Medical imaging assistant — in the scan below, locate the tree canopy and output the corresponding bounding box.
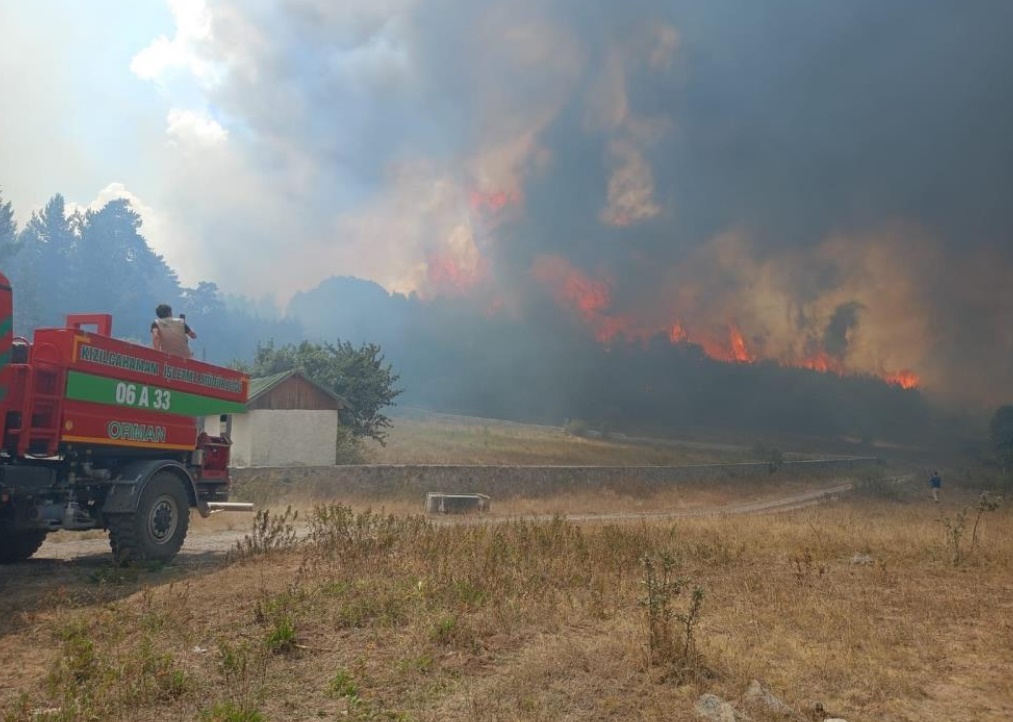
[3,191,301,361]
[250,340,402,445]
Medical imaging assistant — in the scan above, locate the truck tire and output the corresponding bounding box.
[0,525,48,563]
[108,471,190,565]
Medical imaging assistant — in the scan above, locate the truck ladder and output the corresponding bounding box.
[5,345,66,457]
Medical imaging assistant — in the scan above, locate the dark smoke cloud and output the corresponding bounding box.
[823,302,863,361]
[159,0,1013,402]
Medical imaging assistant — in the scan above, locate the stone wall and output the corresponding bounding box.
[229,457,878,505]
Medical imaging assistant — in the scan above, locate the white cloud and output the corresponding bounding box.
[131,0,215,83]
[166,108,228,145]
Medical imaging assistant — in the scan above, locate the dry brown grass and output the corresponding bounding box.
[3,486,1011,722]
[365,413,743,466]
[221,469,845,522]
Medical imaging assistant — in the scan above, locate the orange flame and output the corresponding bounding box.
[530,255,655,344]
[426,252,488,296]
[530,255,612,318]
[884,369,920,389]
[800,350,846,375]
[528,255,919,389]
[728,325,754,363]
[692,324,755,363]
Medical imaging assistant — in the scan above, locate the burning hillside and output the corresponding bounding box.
[140,0,1013,406]
[524,252,919,388]
[419,183,926,391]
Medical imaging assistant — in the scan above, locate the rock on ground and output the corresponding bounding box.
[695,694,749,722]
[741,679,793,717]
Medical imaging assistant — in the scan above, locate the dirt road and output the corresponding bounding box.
[0,479,854,639]
[23,479,853,563]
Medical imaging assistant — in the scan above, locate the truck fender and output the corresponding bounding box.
[101,460,198,515]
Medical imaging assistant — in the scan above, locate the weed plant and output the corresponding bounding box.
[230,506,300,561]
[640,552,706,679]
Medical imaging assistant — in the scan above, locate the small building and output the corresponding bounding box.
[204,369,346,467]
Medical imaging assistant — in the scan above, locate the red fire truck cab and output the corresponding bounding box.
[0,272,251,564]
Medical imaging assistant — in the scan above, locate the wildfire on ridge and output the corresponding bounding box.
[530,255,612,318]
[527,255,920,388]
[883,369,920,389]
[692,325,756,364]
[800,350,846,375]
[728,325,755,363]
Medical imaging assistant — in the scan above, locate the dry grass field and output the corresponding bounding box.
[3,477,1011,722]
[365,411,748,466]
[1,415,1004,721]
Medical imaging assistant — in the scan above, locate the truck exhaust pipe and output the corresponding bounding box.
[203,501,255,514]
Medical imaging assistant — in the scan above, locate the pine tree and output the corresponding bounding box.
[4,194,88,330]
[0,188,19,262]
[77,199,181,341]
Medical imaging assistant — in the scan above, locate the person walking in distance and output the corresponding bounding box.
[151,303,196,358]
[929,469,942,503]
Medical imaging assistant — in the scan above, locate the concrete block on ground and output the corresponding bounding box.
[426,492,491,514]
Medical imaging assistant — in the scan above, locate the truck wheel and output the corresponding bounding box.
[108,471,190,565]
[0,524,48,563]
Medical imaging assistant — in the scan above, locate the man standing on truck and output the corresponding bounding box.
[151,303,196,358]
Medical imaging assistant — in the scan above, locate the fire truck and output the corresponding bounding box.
[0,272,252,565]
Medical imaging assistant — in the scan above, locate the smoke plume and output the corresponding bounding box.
[141,0,1013,403]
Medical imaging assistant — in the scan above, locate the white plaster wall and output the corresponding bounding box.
[230,413,253,467]
[246,409,337,466]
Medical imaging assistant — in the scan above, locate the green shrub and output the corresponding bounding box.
[327,669,359,700]
[199,701,265,722]
[640,552,706,680]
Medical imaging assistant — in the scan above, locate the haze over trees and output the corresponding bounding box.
[0,190,985,447]
[989,405,1013,475]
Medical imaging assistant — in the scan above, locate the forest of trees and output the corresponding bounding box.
[0,189,301,364]
[287,275,953,446]
[0,187,961,447]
